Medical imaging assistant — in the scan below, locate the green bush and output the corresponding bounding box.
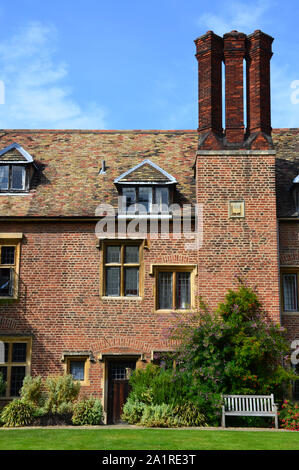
[129,363,188,407]
[140,403,181,428]
[57,401,74,415]
[44,374,80,414]
[121,398,146,424]
[1,400,35,427]
[0,373,6,397]
[172,402,206,427]
[170,282,294,424]
[20,376,44,407]
[72,397,103,425]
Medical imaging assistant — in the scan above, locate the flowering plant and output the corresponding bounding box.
[279,400,299,431]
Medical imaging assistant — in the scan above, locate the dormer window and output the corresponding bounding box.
[122,186,169,213]
[0,165,27,192]
[114,159,176,215]
[292,175,299,215]
[0,143,34,194]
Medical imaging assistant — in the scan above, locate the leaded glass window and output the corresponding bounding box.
[0,165,26,192]
[70,361,85,381]
[0,339,30,398]
[157,270,191,310]
[283,273,298,311]
[104,243,141,297]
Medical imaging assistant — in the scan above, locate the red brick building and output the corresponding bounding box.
[0,29,299,423]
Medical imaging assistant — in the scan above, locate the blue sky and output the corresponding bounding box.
[0,0,298,129]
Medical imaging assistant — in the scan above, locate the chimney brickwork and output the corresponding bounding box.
[195,30,280,324]
[195,29,274,150]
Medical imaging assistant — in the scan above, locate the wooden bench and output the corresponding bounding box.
[221,394,278,428]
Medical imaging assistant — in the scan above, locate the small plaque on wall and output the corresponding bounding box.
[229,200,245,218]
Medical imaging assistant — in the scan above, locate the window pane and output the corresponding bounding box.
[12,343,27,363]
[11,166,26,190]
[0,165,9,190]
[4,343,8,363]
[106,246,121,263]
[138,187,152,213]
[0,366,7,397]
[125,267,139,296]
[106,267,120,296]
[1,246,15,265]
[283,274,298,311]
[156,187,169,212]
[0,268,12,296]
[125,246,139,263]
[176,272,191,309]
[0,342,8,364]
[158,272,173,309]
[70,361,85,381]
[10,366,25,396]
[123,187,136,213]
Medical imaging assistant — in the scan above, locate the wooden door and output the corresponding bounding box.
[107,361,136,424]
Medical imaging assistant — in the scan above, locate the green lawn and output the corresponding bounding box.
[0,428,299,450]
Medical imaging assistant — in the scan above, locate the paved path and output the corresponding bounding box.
[0,425,294,431]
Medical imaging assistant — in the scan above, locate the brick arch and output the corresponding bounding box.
[280,253,299,265]
[89,337,150,355]
[88,337,179,356]
[159,254,194,265]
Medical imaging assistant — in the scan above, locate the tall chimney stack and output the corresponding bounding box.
[194,31,223,138]
[223,31,246,144]
[246,30,273,137]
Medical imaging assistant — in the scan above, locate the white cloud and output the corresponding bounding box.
[0,22,107,129]
[197,0,272,36]
[271,64,299,128]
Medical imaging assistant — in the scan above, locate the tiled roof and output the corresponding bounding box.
[273,129,299,217]
[0,128,297,218]
[0,130,198,217]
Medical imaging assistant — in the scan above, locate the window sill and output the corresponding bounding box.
[117,214,172,220]
[101,296,143,301]
[282,311,299,315]
[155,308,193,314]
[0,296,19,303]
[0,192,29,196]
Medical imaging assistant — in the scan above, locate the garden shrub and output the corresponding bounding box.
[128,363,190,407]
[169,281,295,424]
[1,400,35,427]
[139,404,181,428]
[20,376,44,407]
[43,374,80,414]
[121,398,146,424]
[172,402,206,427]
[279,400,299,431]
[72,397,103,425]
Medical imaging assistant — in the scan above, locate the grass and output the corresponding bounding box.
[0,428,299,450]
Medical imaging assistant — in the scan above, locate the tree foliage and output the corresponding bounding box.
[170,282,294,423]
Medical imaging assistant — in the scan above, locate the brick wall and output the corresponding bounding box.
[279,222,299,341]
[0,221,198,398]
[196,150,280,322]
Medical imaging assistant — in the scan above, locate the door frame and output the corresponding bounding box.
[102,354,142,424]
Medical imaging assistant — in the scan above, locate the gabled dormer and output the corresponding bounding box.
[114,159,177,214]
[0,143,35,193]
